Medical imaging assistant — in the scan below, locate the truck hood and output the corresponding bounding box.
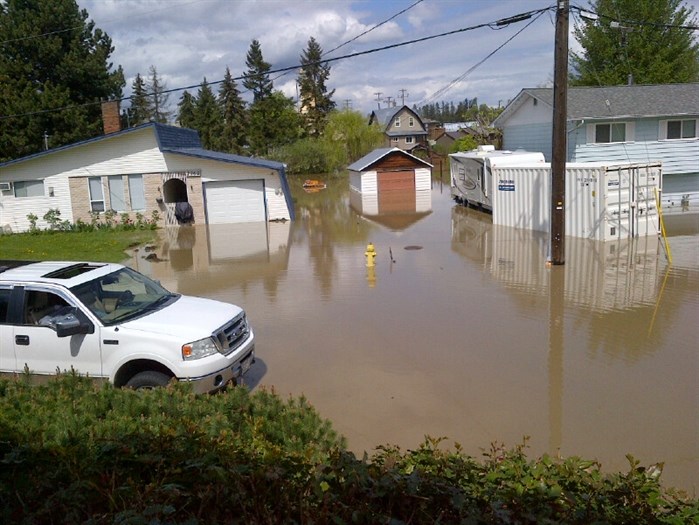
[121,295,243,341]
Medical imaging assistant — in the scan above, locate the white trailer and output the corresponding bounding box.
[491,162,662,241]
[449,146,546,210]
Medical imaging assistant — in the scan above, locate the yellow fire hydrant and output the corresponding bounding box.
[365,242,377,267]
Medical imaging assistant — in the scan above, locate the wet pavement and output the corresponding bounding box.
[132,176,699,494]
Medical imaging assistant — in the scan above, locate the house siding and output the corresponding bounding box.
[501,122,552,159]
[571,117,699,175]
[0,174,72,232]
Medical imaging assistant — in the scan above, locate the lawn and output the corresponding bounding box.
[0,229,158,263]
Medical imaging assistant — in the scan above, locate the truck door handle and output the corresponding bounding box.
[16,335,30,346]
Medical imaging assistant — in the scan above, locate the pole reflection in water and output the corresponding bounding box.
[131,180,698,494]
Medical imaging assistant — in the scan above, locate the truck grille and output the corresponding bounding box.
[214,313,249,355]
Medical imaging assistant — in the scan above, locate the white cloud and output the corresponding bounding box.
[79,0,696,116]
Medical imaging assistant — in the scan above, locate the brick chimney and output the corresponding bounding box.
[101,100,121,134]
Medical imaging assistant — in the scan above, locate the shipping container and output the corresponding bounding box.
[449,146,546,210]
[491,162,662,241]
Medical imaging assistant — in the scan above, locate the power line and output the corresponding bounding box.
[0,6,555,122]
[417,9,548,107]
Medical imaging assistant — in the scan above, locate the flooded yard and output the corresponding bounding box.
[134,176,698,494]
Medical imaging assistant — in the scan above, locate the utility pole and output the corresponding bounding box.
[550,0,569,265]
[374,92,383,109]
[398,88,409,106]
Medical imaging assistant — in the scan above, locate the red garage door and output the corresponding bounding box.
[377,170,415,192]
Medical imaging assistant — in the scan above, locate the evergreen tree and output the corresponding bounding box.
[177,90,197,129]
[243,39,273,102]
[128,73,152,126]
[571,0,699,85]
[194,79,222,150]
[0,0,124,161]
[147,65,171,123]
[218,67,247,154]
[298,36,336,138]
[248,92,301,155]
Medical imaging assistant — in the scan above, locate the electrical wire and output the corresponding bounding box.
[0,5,555,122]
[417,8,548,108]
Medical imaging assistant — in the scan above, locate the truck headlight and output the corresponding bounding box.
[182,337,220,360]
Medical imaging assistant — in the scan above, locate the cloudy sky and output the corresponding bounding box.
[79,0,699,116]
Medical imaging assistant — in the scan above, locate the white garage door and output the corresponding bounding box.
[204,179,266,224]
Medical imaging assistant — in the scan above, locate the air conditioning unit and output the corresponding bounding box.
[0,182,13,192]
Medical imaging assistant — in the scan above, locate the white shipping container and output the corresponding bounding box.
[491,162,662,241]
[449,146,546,210]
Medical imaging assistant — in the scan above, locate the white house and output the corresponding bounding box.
[492,83,699,211]
[0,122,295,233]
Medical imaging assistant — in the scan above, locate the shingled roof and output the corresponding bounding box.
[494,83,699,126]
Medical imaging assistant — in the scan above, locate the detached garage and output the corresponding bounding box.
[348,147,432,197]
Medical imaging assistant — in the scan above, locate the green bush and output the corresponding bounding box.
[0,375,695,524]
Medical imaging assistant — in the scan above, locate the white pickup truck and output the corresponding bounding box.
[0,260,255,393]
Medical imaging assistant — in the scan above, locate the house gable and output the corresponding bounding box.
[368,105,428,151]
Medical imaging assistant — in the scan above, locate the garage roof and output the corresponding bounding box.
[348,147,433,172]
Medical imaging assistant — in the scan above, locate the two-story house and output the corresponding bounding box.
[368,105,428,153]
[492,83,699,211]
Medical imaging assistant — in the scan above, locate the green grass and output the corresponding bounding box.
[0,229,158,263]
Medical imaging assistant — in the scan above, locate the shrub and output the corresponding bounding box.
[0,375,695,524]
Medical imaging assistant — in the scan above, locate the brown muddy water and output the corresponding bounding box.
[132,177,699,494]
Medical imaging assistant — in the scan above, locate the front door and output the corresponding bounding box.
[12,287,103,377]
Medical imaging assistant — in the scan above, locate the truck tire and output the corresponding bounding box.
[125,371,172,389]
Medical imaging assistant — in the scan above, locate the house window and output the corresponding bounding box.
[88,177,105,212]
[128,175,145,210]
[666,119,697,139]
[595,123,626,143]
[108,176,127,211]
[394,116,401,127]
[409,116,414,127]
[391,137,399,143]
[13,180,44,198]
[405,136,414,144]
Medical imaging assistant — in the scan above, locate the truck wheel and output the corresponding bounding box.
[125,371,172,389]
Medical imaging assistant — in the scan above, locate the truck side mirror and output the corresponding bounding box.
[40,307,94,337]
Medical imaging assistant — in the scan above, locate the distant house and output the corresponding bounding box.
[0,120,294,233]
[368,105,428,152]
[492,83,699,210]
[434,129,472,151]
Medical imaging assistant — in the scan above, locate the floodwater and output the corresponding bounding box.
[132,176,699,494]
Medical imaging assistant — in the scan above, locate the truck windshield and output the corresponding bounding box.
[71,267,178,326]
